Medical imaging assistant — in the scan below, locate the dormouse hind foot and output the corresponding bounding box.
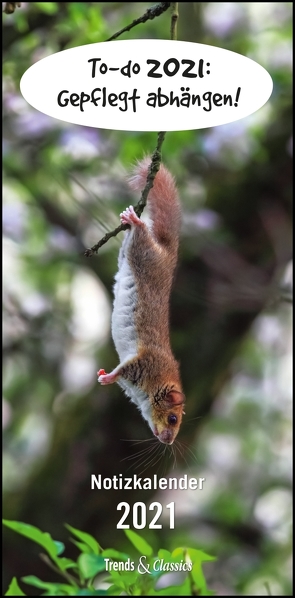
[120,205,143,227]
[97,368,118,385]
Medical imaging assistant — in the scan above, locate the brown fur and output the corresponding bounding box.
[124,160,184,443]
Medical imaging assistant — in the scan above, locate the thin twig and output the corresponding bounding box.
[106,3,171,42]
[135,132,166,217]
[264,581,272,596]
[39,553,81,588]
[170,3,179,40]
[84,132,166,256]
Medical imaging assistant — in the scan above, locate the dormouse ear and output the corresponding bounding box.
[165,391,185,408]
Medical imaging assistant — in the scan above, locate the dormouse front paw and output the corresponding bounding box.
[120,205,143,227]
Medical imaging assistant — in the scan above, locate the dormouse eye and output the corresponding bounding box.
[168,414,178,426]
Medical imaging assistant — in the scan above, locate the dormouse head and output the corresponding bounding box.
[151,389,185,445]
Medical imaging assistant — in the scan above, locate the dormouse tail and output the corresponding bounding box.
[128,158,181,250]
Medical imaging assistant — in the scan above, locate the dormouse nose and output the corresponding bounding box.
[158,429,174,445]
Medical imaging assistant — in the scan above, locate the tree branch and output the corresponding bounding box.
[84,131,166,256]
[106,3,171,42]
[85,2,180,258]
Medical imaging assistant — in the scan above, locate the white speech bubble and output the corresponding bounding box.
[20,39,273,132]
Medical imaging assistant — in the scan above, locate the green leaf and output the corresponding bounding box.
[22,577,76,594]
[54,540,65,555]
[101,549,130,561]
[185,549,215,597]
[124,530,153,557]
[186,548,216,563]
[65,524,100,555]
[3,520,59,560]
[191,562,207,596]
[106,585,123,596]
[104,555,139,592]
[34,2,58,14]
[55,557,77,571]
[77,553,106,579]
[152,577,191,596]
[72,540,92,554]
[77,591,108,596]
[105,571,126,591]
[157,549,173,562]
[22,576,53,590]
[170,547,185,560]
[5,577,26,596]
[109,568,138,586]
[42,587,77,597]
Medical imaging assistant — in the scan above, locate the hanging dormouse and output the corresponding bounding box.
[98,159,185,444]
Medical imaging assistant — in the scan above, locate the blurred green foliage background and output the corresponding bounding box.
[3,3,292,596]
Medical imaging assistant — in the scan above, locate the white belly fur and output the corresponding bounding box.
[118,378,153,431]
[111,230,153,431]
[111,231,138,362]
